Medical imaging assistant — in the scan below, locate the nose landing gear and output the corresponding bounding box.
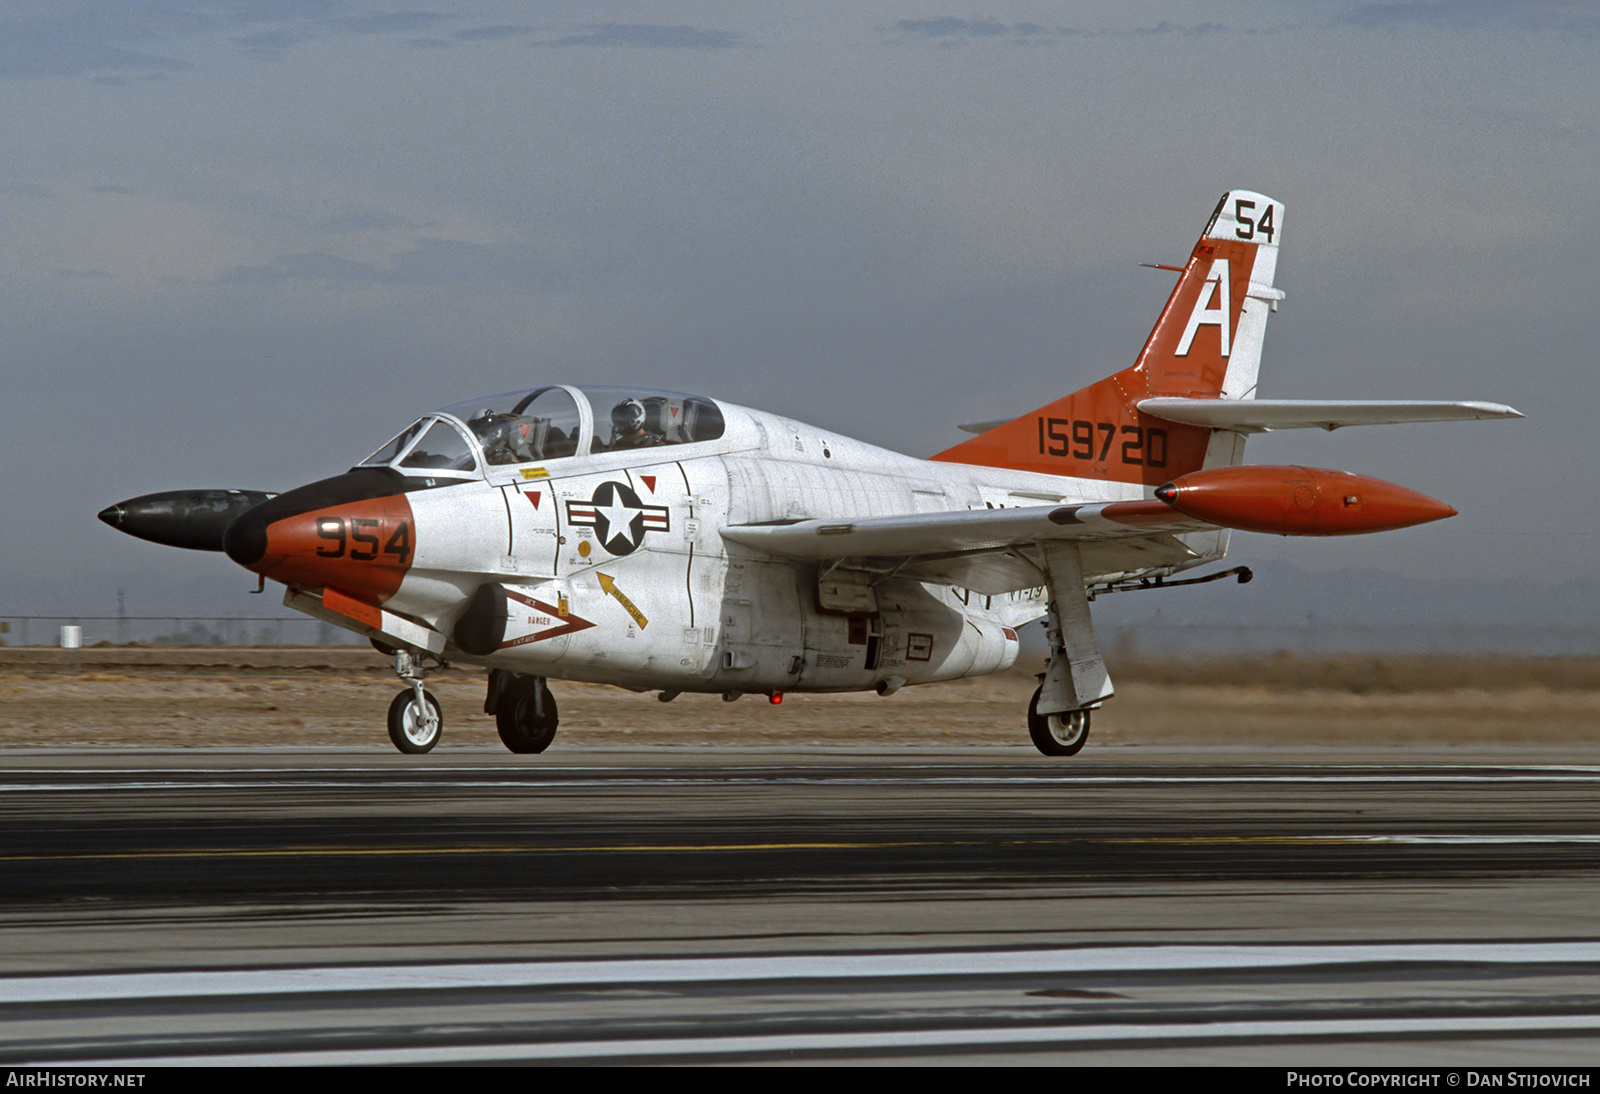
[388,687,442,753]
[387,649,443,754]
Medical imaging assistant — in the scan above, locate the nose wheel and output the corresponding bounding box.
[387,649,444,754]
[388,686,442,753]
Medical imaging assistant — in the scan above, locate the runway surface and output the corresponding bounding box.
[2,745,1599,1065]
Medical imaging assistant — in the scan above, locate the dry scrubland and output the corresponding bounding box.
[0,646,1594,749]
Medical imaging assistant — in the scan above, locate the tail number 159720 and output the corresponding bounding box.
[1037,418,1168,467]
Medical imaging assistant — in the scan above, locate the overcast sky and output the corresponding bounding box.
[6,0,1596,612]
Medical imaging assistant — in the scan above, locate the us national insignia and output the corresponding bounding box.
[565,481,669,557]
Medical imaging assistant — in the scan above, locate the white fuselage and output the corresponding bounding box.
[384,401,1224,695]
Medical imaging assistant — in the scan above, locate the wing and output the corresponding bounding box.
[720,501,1214,595]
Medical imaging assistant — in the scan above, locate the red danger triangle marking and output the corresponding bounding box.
[499,591,597,648]
[640,475,656,493]
[524,491,541,508]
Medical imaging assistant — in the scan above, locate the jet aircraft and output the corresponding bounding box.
[99,191,1520,756]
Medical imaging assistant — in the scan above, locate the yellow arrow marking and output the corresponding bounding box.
[597,572,648,629]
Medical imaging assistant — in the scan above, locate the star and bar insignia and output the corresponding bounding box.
[565,481,669,557]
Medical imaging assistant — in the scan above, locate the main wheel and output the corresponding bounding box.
[496,680,558,754]
[1027,685,1090,757]
[388,688,442,754]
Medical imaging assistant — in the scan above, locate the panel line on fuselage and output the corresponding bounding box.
[497,484,514,558]
[676,460,696,630]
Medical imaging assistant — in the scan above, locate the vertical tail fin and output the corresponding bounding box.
[932,191,1284,485]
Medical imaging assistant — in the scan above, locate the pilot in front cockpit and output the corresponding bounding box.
[469,409,543,466]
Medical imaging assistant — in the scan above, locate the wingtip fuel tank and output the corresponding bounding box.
[1154,465,1456,536]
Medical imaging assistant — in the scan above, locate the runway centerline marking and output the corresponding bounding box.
[4,832,1598,864]
[5,765,1600,795]
[9,941,1600,1004]
[71,1013,1600,1067]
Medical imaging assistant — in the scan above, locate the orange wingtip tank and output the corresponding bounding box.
[1153,465,1457,536]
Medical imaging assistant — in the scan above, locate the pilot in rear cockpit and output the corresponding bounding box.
[609,398,665,450]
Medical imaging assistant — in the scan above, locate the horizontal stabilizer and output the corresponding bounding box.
[1137,398,1522,433]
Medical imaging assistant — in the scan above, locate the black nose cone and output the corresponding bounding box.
[97,490,275,552]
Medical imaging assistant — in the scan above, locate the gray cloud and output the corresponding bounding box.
[528,24,743,50]
[215,1,344,19]
[313,210,427,234]
[0,3,455,79]
[1345,0,1600,35]
[220,237,565,287]
[0,23,190,81]
[888,17,1228,44]
[0,9,745,82]
[234,28,316,56]
[455,24,542,42]
[220,251,380,283]
[894,18,1021,39]
[1127,20,1227,37]
[330,11,452,36]
[0,5,254,80]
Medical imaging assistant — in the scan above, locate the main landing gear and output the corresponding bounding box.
[1028,541,1111,759]
[1027,685,1090,757]
[489,671,559,753]
[486,669,559,754]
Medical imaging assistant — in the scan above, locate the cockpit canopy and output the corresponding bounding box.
[358,385,727,478]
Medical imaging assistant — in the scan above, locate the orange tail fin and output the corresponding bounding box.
[932,190,1284,485]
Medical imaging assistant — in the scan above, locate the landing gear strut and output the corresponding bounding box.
[1029,542,1111,758]
[387,650,443,754]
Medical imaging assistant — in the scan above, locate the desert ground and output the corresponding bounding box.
[2,646,1594,750]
